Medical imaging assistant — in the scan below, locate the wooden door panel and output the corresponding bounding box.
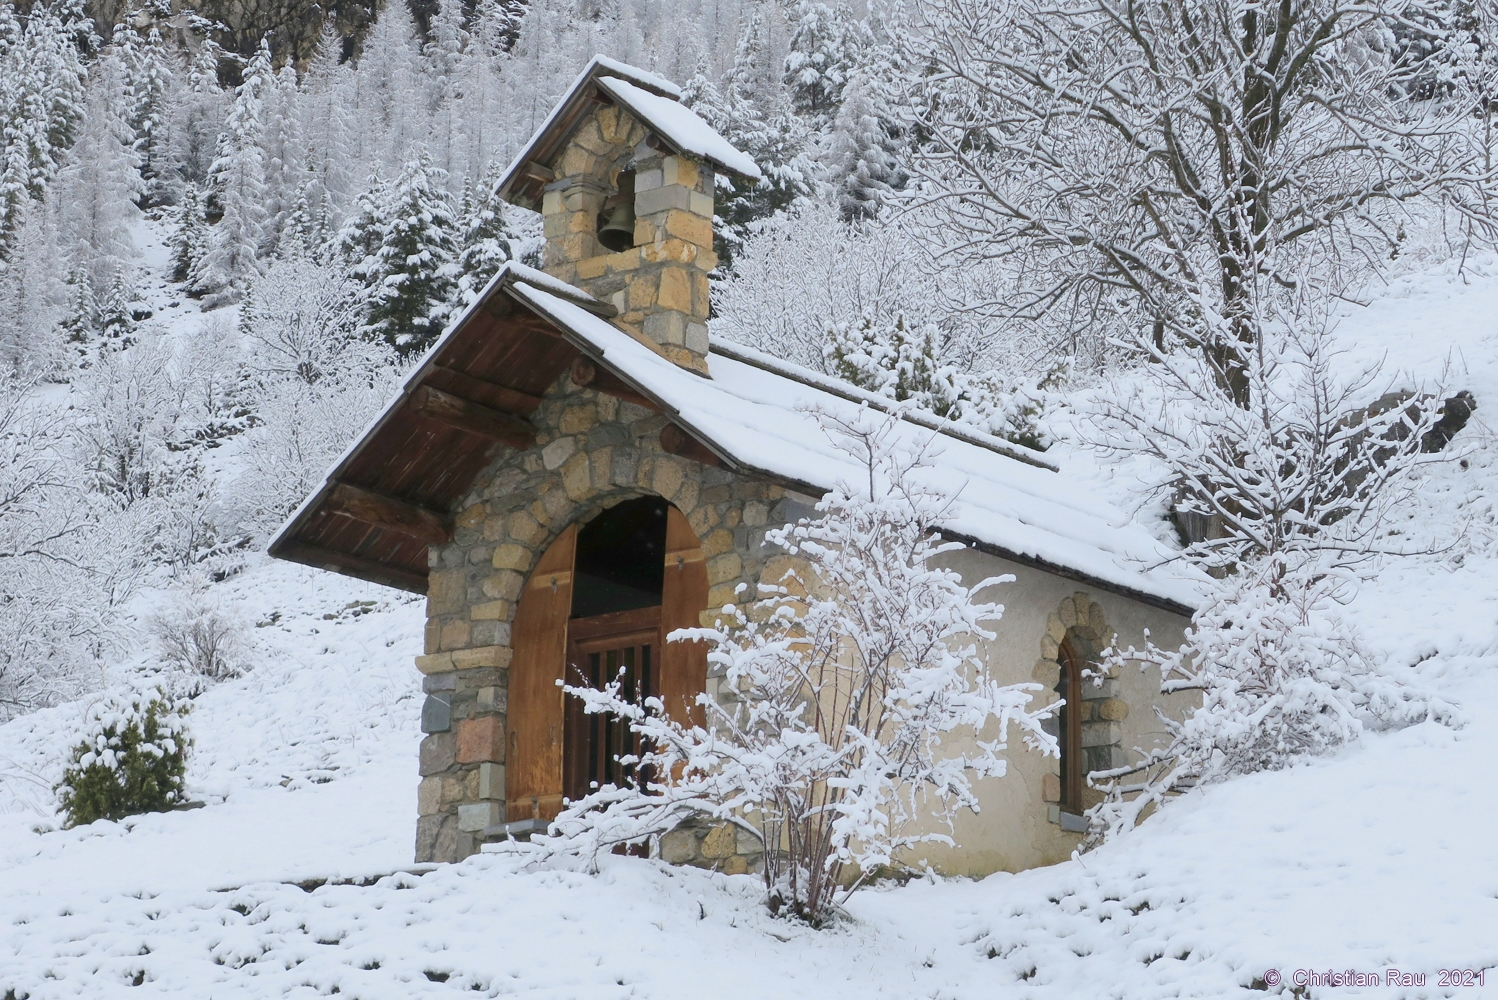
[506,524,576,823]
[658,505,709,726]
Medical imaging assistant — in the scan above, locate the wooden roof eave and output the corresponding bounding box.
[266,267,613,590]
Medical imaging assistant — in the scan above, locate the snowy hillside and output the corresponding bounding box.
[0,257,1494,998]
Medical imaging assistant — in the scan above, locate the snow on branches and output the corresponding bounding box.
[534,409,1052,925]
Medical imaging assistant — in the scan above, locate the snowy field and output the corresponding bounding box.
[2,258,1497,998]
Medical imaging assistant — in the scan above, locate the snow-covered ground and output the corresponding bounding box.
[2,255,1498,998]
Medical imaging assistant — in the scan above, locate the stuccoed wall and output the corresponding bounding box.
[905,547,1194,876]
[411,367,807,863]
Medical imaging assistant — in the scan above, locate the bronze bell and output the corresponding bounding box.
[597,200,635,253]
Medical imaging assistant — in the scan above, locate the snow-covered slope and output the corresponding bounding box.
[2,258,1497,998]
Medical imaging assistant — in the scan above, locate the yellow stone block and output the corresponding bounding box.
[702,528,734,558]
[640,238,697,265]
[701,823,736,858]
[561,452,592,500]
[575,254,609,280]
[707,552,743,586]
[415,652,454,675]
[455,504,486,529]
[452,646,514,670]
[657,267,693,312]
[558,146,598,178]
[471,599,510,621]
[440,619,471,650]
[663,210,714,249]
[508,510,545,546]
[663,155,700,190]
[652,457,684,501]
[492,543,532,571]
[559,404,597,434]
[628,274,658,311]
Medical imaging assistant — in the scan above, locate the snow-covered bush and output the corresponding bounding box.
[1086,558,1440,846]
[1082,319,1455,843]
[148,577,245,693]
[543,410,1052,926]
[55,691,191,827]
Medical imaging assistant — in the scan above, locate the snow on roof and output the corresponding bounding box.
[594,77,763,181]
[495,55,760,205]
[590,54,682,98]
[507,281,1204,612]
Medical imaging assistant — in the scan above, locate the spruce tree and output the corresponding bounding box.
[59,261,97,358]
[783,0,847,118]
[364,152,460,355]
[456,170,515,304]
[829,75,907,221]
[685,65,812,270]
[192,37,269,306]
[99,271,136,348]
[167,185,208,282]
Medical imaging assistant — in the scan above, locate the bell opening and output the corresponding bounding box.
[597,170,637,254]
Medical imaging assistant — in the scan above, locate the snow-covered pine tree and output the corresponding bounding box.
[0,2,87,250]
[828,73,907,221]
[351,0,423,173]
[783,0,847,118]
[258,62,307,260]
[113,17,176,205]
[167,185,209,282]
[192,37,269,306]
[826,312,967,419]
[58,260,98,357]
[295,21,354,231]
[167,23,227,189]
[455,170,516,304]
[98,270,137,348]
[363,152,461,354]
[472,0,527,55]
[684,62,813,269]
[334,175,387,286]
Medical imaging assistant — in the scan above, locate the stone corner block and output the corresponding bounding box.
[456,716,506,764]
[457,802,503,833]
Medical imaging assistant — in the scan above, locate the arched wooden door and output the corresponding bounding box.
[506,524,576,824]
[506,503,708,824]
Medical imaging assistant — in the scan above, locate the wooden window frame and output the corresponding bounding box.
[1057,638,1085,814]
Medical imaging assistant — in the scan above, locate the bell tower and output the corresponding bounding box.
[496,58,762,376]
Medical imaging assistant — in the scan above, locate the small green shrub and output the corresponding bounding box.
[55,691,192,828]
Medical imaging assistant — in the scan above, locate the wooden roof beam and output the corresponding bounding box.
[328,483,453,545]
[570,357,662,413]
[276,539,429,594]
[409,385,537,450]
[660,423,726,468]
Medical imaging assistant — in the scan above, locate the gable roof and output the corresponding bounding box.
[268,263,1202,615]
[494,55,762,208]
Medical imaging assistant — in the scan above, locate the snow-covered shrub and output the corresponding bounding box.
[148,577,244,693]
[543,410,1052,926]
[1086,558,1439,846]
[55,691,191,827]
[1082,321,1454,843]
[240,256,373,385]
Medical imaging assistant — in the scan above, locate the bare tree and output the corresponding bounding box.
[902,0,1498,395]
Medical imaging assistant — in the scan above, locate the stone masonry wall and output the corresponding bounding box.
[411,370,813,863]
[539,103,717,374]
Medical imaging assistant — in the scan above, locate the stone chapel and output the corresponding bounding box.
[269,56,1199,875]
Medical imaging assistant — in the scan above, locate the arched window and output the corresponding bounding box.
[1055,638,1085,815]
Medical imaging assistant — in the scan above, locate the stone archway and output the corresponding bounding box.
[1032,592,1129,827]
